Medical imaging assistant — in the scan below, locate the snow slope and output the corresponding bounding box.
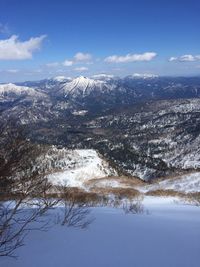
[6,146,117,189]
[2,197,200,267]
[138,172,200,193]
[46,149,117,188]
[61,76,114,97]
[0,83,40,99]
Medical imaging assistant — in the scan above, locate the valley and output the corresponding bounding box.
[1,75,200,189]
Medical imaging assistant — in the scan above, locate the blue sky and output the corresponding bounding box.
[0,0,200,82]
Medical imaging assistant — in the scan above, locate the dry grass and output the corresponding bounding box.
[0,187,103,205]
[90,187,141,199]
[185,192,200,206]
[148,170,200,185]
[145,189,187,198]
[48,187,104,205]
[85,175,145,188]
[145,189,200,207]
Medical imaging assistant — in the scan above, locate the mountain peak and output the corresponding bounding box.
[61,76,108,97]
[71,75,106,87]
[74,76,95,83]
[0,83,44,99]
[0,83,30,94]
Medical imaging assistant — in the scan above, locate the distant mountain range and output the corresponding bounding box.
[1,75,200,182]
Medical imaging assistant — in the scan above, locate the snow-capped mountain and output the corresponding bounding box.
[1,75,200,182]
[0,83,52,125]
[58,76,115,98]
[16,76,72,93]
[0,83,42,99]
[15,75,200,103]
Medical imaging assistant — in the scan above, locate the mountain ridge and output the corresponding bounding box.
[1,75,200,181]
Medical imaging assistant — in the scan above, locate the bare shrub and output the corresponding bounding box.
[122,197,144,214]
[145,189,186,198]
[56,186,94,229]
[0,125,92,257]
[91,187,141,199]
[0,175,58,258]
[185,192,200,206]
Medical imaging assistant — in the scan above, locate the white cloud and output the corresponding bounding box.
[169,54,200,62]
[104,52,157,63]
[34,69,43,73]
[92,74,114,79]
[74,52,92,62]
[62,52,93,67]
[74,66,88,71]
[169,57,178,62]
[0,35,46,60]
[132,73,158,78]
[63,60,74,66]
[55,69,65,73]
[46,62,59,67]
[180,55,196,62]
[6,69,19,73]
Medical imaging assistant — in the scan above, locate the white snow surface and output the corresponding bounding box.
[0,83,39,98]
[61,76,114,97]
[47,149,117,188]
[2,197,200,267]
[88,179,124,189]
[138,172,200,193]
[72,109,88,116]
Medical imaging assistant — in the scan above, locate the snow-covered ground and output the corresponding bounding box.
[0,83,35,97]
[47,149,117,188]
[1,197,200,267]
[138,172,200,193]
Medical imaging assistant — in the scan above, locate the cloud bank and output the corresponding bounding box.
[104,52,157,63]
[74,66,88,71]
[0,35,46,60]
[169,54,200,62]
[63,52,92,66]
[74,52,92,62]
[63,60,74,66]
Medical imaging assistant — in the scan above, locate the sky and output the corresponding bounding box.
[0,0,200,82]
